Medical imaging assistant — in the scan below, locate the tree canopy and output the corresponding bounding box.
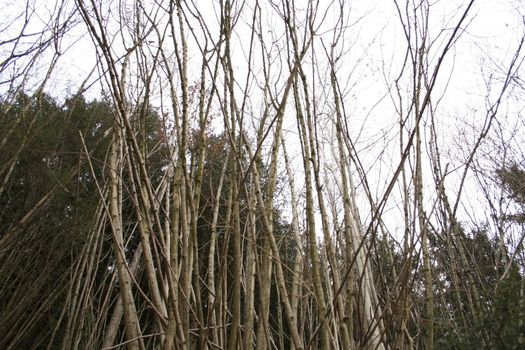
[1,1,525,349]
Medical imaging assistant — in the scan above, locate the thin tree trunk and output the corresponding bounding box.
[108,127,141,350]
[416,124,434,350]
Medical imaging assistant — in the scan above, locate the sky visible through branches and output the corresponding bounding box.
[1,0,525,349]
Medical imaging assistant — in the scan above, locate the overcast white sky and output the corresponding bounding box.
[2,0,524,240]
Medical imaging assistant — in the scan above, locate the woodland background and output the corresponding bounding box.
[1,0,525,349]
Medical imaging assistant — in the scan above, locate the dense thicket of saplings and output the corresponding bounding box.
[0,92,523,349]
